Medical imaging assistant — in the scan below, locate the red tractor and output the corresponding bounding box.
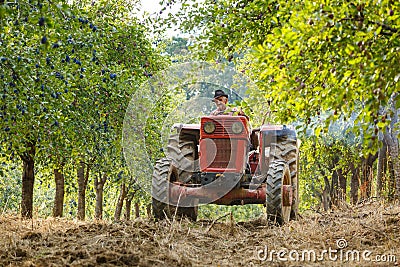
[152,115,299,224]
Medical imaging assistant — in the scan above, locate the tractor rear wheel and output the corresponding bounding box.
[270,138,299,220]
[151,158,198,221]
[266,160,292,225]
[167,133,196,183]
[152,158,172,219]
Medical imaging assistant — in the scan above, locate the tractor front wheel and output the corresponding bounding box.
[265,160,292,225]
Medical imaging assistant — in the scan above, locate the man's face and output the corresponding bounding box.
[213,96,228,110]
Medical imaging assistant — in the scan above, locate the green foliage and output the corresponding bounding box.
[198,204,264,221]
[299,129,359,210]
[0,0,163,165]
[163,37,190,58]
[252,0,399,143]
[0,161,21,213]
[159,0,400,148]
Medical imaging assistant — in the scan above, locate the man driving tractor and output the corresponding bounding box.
[210,89,247,118]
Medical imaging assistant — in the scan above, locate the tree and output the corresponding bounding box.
[0,0,165,218]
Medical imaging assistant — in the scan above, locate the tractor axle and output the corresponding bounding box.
[169,182,294,206]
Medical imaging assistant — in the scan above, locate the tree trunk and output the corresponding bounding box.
[331,168,339,206]
[337,168,346,202]
[77,161,89,220]
[125,198,132,220]
[383,92,400,200]
[388,159,396,199]
[360,153,378,200]
[114,183,126,221]
[349,162,359,204]
[95,173,107,220]
[316,163,331,210]
[387,143,400,200]
[124,191,134,220]
[20,143,36,218]
[376,141,387,197]
[322,176,331,211]
[135,202,140,218]
[328,156,340,207]
[53,168,65,217]
[146,204,152,218]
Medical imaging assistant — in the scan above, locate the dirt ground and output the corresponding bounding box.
[0,201,399,267]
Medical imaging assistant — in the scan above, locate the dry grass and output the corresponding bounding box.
[0,201,399,266]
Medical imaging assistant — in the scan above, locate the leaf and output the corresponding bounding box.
[343,70,352,78]
[394,74,400,83]
[345,44,354,55]
[315,127,322,137]
[396,98,400,109]
[375,26,382,35]
[377,121,386,128]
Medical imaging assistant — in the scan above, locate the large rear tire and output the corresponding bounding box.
[167,133,198,220]
[152,158,172,219]
[167,133,196,183]
[151,157,198,221]
[266,160,292,225]
[270,139,299,220]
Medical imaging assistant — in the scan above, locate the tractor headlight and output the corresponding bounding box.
[231,122,244,134]
[203,121,216,134]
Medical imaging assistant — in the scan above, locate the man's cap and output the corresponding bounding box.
[212,89,228,101]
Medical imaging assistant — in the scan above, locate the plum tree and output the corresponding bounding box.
[0,0,165,218]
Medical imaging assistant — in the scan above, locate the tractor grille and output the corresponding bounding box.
[214,121,229,135]
[208,139,237,169]
[202,118,242,137]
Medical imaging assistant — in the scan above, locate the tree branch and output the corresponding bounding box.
[368,20,399,34]
[0,62,27,87]
[337,16,398,36]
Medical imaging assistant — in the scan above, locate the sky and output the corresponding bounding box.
[140,0,163,14]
